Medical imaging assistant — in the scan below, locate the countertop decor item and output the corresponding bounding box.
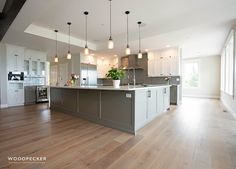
[106,68,124,88]
[67,74,79,86]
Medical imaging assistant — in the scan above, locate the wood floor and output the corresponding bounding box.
[1,98,236,169]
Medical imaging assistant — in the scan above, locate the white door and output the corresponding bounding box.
[59,63,68,86]
[156,88,164,115]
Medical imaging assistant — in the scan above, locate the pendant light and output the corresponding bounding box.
[84,11,89,55]
[125,11,131,55]
[67,22,72,59]
[54,30,59,62]
[137,21,142,59]
[108,0,114,49]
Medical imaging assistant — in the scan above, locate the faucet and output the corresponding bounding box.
[126,68,136,86]
[132,68,136,86]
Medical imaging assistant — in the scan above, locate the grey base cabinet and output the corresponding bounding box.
[100,91,134,132]
[50,86,170,134]
[78,90,100,121]
[24,86,36,105]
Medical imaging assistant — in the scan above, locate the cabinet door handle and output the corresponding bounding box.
[163,88,166,94]
[147,90,151,98]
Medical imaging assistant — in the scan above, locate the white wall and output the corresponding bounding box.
[0,43,7,107]
[221,27,236,117]
[49,53,80,86]
[183,55,221,99]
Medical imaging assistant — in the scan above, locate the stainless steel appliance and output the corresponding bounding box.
[36,86,49,103]
[80,63,97,86]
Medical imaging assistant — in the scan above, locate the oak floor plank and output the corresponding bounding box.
[0,98,236,169]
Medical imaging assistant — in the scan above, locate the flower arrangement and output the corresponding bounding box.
[67,73,79,86]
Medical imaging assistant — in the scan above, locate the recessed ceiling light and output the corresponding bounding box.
[166,45,171,48]
[114,54,118,57]
[145,49,149,52]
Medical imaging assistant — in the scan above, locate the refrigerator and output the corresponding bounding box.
[80,63,97,86]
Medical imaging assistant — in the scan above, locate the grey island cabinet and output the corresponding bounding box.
[50,85,170,134]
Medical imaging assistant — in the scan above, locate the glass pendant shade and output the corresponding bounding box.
[138,51,142,59]
[125,45,131,55]
[137,21,142,59]
[54,30,59,63]
[125,11,131,55]
[108,37,114,49]
[54,56,59,62]
[67,51,71,59]
[84,45,89,55]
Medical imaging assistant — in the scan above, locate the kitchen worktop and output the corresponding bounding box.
[50,84,171,91]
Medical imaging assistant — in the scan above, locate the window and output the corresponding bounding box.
[221,30,234,96]
[183,61,199,88]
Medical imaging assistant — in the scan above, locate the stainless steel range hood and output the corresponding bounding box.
[120,54,145,70]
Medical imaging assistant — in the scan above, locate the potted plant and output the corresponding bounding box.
[106,67,124,88]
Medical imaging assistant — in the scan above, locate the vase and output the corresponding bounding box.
[113,80,120,88]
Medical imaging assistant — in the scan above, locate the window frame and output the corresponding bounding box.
[221,29,235,96]
[182,59,200,89]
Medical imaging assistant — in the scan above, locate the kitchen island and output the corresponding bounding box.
[50,85,170,134]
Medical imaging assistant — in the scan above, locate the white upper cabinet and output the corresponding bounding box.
[24,49,47,76]
[148,47,180,77]
[6,44,24,72]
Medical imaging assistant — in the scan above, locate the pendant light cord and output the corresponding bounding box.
[68,23,71,52]
[127,13,129,46]
[109,0,112,38]
[86,14,88,46]
[138,22,141,52]
[55,30,58,57]
[84,11,89,47]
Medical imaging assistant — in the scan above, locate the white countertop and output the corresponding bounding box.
[50,84,171,91]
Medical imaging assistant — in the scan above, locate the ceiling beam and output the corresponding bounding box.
[0,0,26,41]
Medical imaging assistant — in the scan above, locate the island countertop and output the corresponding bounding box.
[50,84,171,91]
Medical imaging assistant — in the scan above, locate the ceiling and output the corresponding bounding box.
[0,0,6,12]
[2,0,236,59]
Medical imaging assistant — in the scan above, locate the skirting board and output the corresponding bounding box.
[221,98,236,119]
[0,104,8,109]
[183,95,220,99]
